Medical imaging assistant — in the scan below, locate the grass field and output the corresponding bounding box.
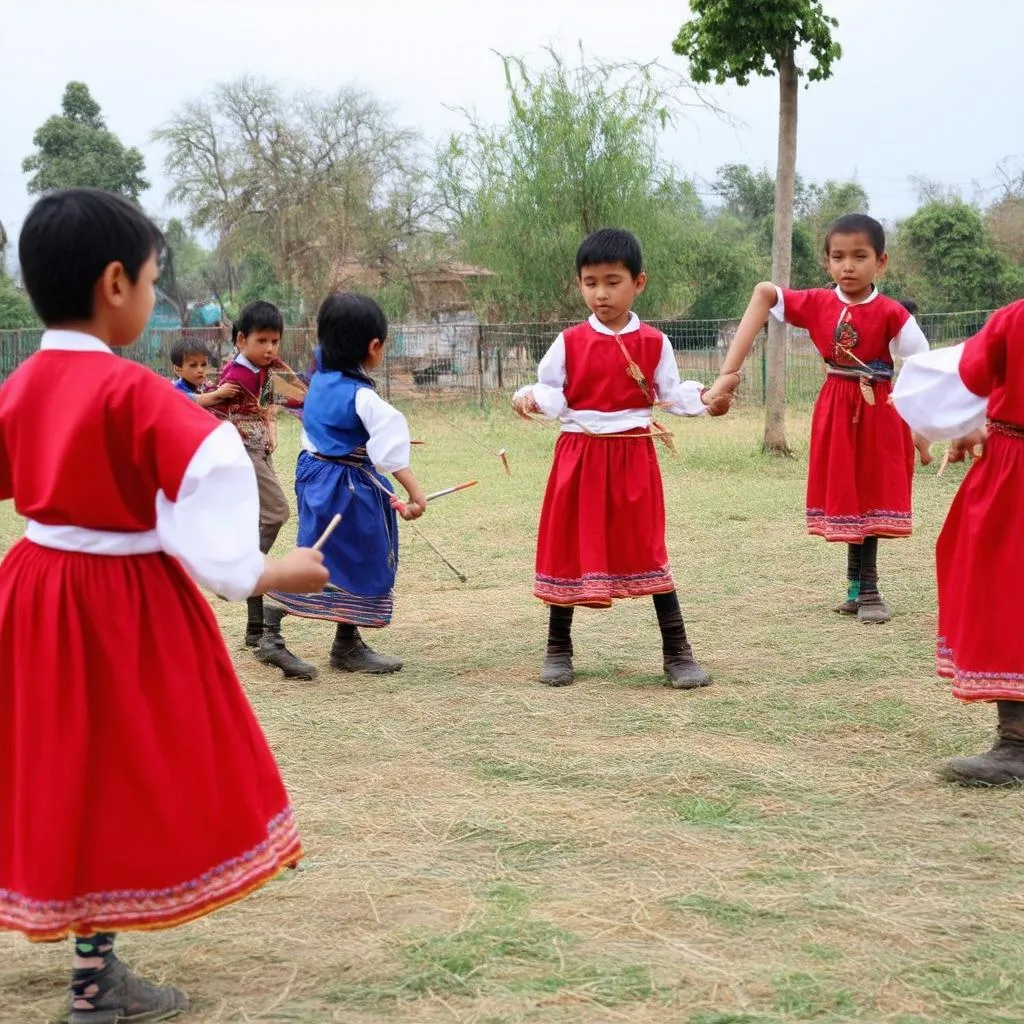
[3,403,1023,1024]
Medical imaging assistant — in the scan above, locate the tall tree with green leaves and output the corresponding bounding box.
[673,1,841,454]
[23,82,149,201]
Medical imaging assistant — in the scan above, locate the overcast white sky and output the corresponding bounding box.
[1,0,1020,250]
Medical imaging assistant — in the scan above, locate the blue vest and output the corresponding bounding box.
[302,371,373,457]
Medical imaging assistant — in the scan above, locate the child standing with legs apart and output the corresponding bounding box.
[267,293,426,674]
[0,188,328,1020]
[893,301,1024,784]
[710,214,933,623]
[513,228,730,689]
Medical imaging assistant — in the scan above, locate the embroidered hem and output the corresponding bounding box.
[267,587,393,627]
[806,509,912,542]
[534,565,675,607]
[1,809,302,942]
[937,638,1024,702]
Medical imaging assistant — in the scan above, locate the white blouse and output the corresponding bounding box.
[514,313,708,433]
[891,343,988,441]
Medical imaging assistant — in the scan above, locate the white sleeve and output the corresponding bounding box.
[654,334,708,416]
[356,388,412,473]
[768,286,785,322]
[155,422,266,601]
[891,316,930,359]
[891,344,988,441]
[513,333,567,418]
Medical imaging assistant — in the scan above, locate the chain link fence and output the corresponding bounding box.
[0,310,993,405]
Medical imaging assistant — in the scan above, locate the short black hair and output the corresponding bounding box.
[317,292,388,372]
[18,187,164,326]
[824,214,886,257]
[234,300,283,339]
[575,228,643,279]
[899,298,919,316]
[170,336,213,367]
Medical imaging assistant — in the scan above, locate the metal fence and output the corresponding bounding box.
[0,310,993,406]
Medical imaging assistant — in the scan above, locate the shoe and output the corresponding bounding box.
[834,599,859,615]
[330,627,403,674]
[539,651,574,686]
[256,604,318,680]
[244,628,263,649]
[941,701,1024,786]
[856,596,891,624]
[69,959,188,1023]
[664,652,712,689]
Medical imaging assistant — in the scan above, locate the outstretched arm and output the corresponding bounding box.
[705,282,779,404]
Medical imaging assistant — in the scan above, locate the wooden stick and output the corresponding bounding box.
[937,448,951,477]
[424,480,478,503]
[312,513,342,551]
[409,523,468,583]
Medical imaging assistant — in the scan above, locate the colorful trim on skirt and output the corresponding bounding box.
[937,638,1024,702]
[267,586,393,627]
[1,809,302,942]
[534,565,674,607]
[806,508,912,542]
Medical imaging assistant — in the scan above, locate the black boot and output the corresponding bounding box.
[330,624,402,674]
[245,596,264,648]
[256,604,318,680]
[655,591,711,690]
[540,605,574,686]
[942,701,1024,786]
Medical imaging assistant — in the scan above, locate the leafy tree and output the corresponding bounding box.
[0,276,40,329]
[674,0,842,453]
[23,82,149,200]
[159,219,214,326]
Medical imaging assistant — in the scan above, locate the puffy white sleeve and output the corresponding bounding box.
[155,422,266,600]
[356,388,412,473]
[513,333,568,419]
[768,286,786,322]
[891,344,988,441]
[654,334,708,416]
[891,316,930,359]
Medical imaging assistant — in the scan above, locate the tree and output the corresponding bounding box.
[0,276,40,330]
[674,1,841,454]
[159,219,214,326]
[436,48,712,320]
[23,82,149,200]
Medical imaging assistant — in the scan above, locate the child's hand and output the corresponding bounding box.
[257,548,329,595]
[215,382,242,401]
[512,389,540,420]
[701,374,739,417]
[913,431,934,466]
[947,427,987,465]
[392,484,426,520]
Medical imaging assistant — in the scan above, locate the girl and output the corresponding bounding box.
[0,187,329,1021]
[267,293,426,674]
[893,300,1024,785]
[708,214,933,623]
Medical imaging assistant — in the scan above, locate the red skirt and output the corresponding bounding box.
[0,541,301,941]
[806,376,915,542]
[936,424,1024,702]
[534,431,674,607]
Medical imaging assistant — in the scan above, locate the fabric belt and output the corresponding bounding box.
[988,419,1024,440]
[25,520,162,555]
[825,362,894,382]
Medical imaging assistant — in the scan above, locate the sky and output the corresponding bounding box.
[1,0,1021,255]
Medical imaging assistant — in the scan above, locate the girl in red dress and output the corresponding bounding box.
[708,214,933,623]
[893,300,1024,784]
[0,188,329,1021]
[513,229,729,689]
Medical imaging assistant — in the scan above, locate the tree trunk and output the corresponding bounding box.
[763,46,799,456]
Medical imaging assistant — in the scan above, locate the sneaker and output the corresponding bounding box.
[69,959,188,1024]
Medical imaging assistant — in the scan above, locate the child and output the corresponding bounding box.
[169,335,240,408]
[893,301,1024,784]
[214,302,315,679]
[512,228,729,690]
[266,292,426,674]
[0,187,329,1021]
[708,214,932,623]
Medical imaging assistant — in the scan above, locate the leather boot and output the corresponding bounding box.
[69,958,188,1024]
[330,624,402,674]
[664,648,712,689]
[942,700,1024,785]
[256,604,318,680]
[539,648,574,686]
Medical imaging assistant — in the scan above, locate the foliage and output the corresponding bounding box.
[158,219,214,326]
[23,82,149,200]
[0,275,40,330]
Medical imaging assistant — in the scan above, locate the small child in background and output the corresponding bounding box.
[708,214,933,623]
[893,299,1024,785]
[214,302,316,679]
[169,336,240,408]
[267,293,426,674]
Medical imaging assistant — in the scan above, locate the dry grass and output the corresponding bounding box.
[3,403,1024,1024]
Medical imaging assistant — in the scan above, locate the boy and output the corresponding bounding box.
[215,302,316,679]
[169,336,240,408]
[512,228,729,689]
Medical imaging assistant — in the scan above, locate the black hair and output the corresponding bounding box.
[18,187,164,326]
[170,336,213,367]
[317,292,388,372]
[234,300,283,340]
[575,228,644,279]
[899,298,919,316]
[824,213,886,257]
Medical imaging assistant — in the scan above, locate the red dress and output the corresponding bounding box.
[534,320,675,607]
[935,301,1024,702]
[0,341,301,941]
[778,288,917,542]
